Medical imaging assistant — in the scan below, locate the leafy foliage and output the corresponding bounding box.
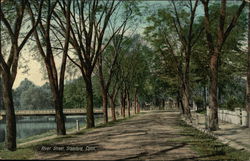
[63,77,102,109]
[12,79,53,110]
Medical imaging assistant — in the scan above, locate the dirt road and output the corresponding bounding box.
[34,111,197,160]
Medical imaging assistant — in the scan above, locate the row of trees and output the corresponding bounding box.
[144,0,249,131]
[0,0,150,151]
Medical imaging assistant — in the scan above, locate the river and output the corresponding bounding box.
[0,115,103,143]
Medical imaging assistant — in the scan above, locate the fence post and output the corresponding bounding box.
[205,106,209,129]
[193,102,198,112]
[195,113,199,125]
[235,108,242,125]
[76,120,80,131]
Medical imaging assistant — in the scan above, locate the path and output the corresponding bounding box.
[191,112,250,151]
[33,111,197,160]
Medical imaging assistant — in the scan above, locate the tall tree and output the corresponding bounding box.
[0,0,43,151]
[171,0,200,120]
[247,2,250,128]
[108,72,121,121]
[144,1,202,120]
[28,0,71,135]
[56,0,132,128]
[201,0,246,131]
[97,28,129,123]
[0,77,3,110]
[117,35,150,115]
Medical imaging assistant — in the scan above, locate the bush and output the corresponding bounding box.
[220,96,244,111]
[193,96,205,111]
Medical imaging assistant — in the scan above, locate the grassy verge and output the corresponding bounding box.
[17,129,56,144]
[176,120,250,161]
[0,113,142,160]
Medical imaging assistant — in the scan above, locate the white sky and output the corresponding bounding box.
[13,57,46,88]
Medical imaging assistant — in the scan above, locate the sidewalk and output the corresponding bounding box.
[186,112,250,152]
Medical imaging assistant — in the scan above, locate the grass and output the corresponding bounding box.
[176,120,250,161]
[17,129,56,144]
[0,135,77,159]
[0,113,142,160]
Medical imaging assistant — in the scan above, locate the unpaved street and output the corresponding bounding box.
[34,111,197,160]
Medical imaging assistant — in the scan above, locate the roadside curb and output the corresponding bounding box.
[181,117,249,153]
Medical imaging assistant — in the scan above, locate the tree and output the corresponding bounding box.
[28,0,71,135]
[96,1,141,122]
[64,78,85,109]
[108,72,121,121]
[201,0,246,131]
[20,86,53,109]
[97,32,127,123]
[13,78,35,109]
[0,0,43,151]
[190,3,247,113]
[247,2,250,128]
[100,33,143,121]
[144,1,202,119]
[56,0,134,128]
[0,77,3,110]
[170,0,200,120]
[116,35,150,115]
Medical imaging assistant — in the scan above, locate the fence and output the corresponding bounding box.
[218,108,248,126]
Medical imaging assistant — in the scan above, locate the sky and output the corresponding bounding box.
[13,57,46,88]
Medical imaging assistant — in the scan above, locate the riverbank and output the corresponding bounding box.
[0,109,122,147]
[0,112,142,160]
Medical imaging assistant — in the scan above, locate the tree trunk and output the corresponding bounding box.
[101,89,108,123]
[136,96,140,113]
[182,87,192,119]
[162,99,165,109]
[122,99,126,118]
[176,95,180,112]
[127,92,131,117]
[120,91,126,118]
[207,52,219,131]
[218,85,222,105]
[0,78,3,110]
[247,2,250,128]
[85,74,95,128]
[120,94,123,116]
[2,73,16,151]
[97,55,108,124]
[134,90,137,114]
[54,97,66,135]
[183,46,192,120]
[45,58,66,135]
[109,96,116,121]
[177,89,185,114]
[203,85,207,110]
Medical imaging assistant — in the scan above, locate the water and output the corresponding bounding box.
[0,115,103,143]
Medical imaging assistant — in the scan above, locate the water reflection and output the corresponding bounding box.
[0,115,102,143]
